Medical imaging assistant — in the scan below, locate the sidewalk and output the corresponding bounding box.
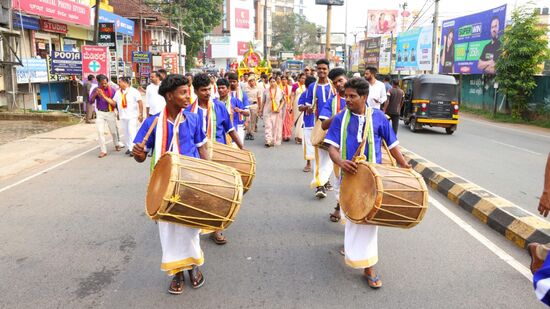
[0,122,99,182]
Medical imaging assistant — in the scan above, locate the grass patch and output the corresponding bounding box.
[461,106,550,129]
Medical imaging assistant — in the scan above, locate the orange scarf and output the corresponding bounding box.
[270,87,279,112]
[121,90,127,109]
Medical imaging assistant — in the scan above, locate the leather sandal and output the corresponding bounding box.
[168,272,184,294]
[188,266,205,289]
[98,152,107,158]
[210,232,227,245]
[528,242,545,274]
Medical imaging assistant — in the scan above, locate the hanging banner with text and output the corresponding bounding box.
[81,45,109,79]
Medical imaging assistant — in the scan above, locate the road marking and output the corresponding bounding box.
[0,145,100,194]
[429,196,533,282]
[462,117,550,140]
[492,140,543,156]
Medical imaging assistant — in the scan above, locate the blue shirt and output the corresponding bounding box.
[215,97,243,129]
[133,111,207,158]
[534,256,550,306]
[186,100,234,144]
[319,93,346,120]
[324,108,398,163]
[298,90,314,128]
[231,88,249,125]
[305,82,333,119]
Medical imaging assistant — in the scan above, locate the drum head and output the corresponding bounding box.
[340,163,378,222]
[146,154,175,217]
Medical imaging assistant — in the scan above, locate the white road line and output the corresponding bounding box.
[0,145,100,194]
[492,140,543,156]
[429,196,533,282]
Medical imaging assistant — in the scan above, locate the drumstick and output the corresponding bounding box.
[139,116,159,148]
[294,111,303,127]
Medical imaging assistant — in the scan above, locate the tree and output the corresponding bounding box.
[496,6,549,119]
[159,0,223,70]
[271,13,321,56]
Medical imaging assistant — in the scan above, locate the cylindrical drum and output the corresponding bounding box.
[210,142,256,193]
[146,153,243,231]
[310,120,328,149]
[339,162,428,229]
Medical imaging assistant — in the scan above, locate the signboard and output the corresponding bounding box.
[40,19,67,34]
[13,0,91,27]
[235,8,249,29]
[98,9,135,36]
[365,37,381,69]
[132,51,151,64]
[440,5,507,74]
[13,13,40,30]
[367,10,399,35]
[16,58,48,84]
[50,51,82,75]
[81,45,109,79]
[237,42,249,56]
[320,33,346,46]
[315,0,344,5]
[98,23,116,50]
[140,65,151,77]
[396,26,433,71]
[161,53,178,74]
[378,35,393,74]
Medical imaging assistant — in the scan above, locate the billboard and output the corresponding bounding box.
[81,46,109,79]
[50,51,82,75]
[396,26,433,71]
[439,5,507,74]
[13,0,90,27]
[378,35,393,74]
[365,37,381,69]
[16,58,48,84]
[367,10,398,35]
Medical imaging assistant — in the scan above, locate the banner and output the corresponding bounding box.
[440,5,507,74]
[378,35,393,74]
[367,10,398,35]
[161,53,178,74]
[81,46,109,79]
[50,51,82,75]
[396,26,433,71]
[132,51,151,64]
[365,37,381,69]
[13,0,90,27]
[98,23,116,51]
[98,9,135,36]
[16,58,48,84]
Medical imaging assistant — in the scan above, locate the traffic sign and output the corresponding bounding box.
[81,45,109,79]
[50,51,82,76]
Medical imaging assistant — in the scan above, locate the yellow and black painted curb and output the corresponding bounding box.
[401,147,550,249]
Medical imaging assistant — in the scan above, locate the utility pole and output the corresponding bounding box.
[431,0,440,73]
[325,4,332,60]
[264,0,268,58]
[139,0,143,51]
[93,0,100,44]
[344,0,348,69]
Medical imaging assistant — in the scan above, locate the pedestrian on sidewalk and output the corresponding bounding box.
[132,74,208,294]
[84,74,96,123]
[260,76,284,147]
[243,75,262,141]
[114,77,144,156]
[89,74,123,158]
[145,72,166,116]
[384,79,404,135]
[528,153,550,306]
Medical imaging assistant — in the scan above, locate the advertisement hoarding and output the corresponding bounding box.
[132,51,152,64]
[365,37,381,69]
[439,5,507,74]
[13,0,90,27]
[395,26,433,71]
[98,9,135,36]
[16,58,48,83]
[81,45,109,79]
[367,10,399,35]
[98,23,116,51]
[161,53,178,74]
[50,51,82,75]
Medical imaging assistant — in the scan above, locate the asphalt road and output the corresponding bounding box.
[0,121,543,308]
[398,114,550,218]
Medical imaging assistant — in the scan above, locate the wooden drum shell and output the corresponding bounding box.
[210,142,256,193]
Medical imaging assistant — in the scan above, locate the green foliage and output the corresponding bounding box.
[496,6,549,120]
[161,0,223,70]
[271,13,320,55]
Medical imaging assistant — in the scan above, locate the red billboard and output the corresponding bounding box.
[13,0,91,27]
[81,46,109,79]
[237,42,249,55]
[235,8,249,29]
[161,53,178,74]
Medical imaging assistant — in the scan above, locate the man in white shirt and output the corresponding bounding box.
[364,66,387,109]
[114,76,144,156]
[145,71,166,116]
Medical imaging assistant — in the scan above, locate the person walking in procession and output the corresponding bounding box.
[260,76,285,147]
[281,76,293,142]
[146,72,166,116]
[114,77,144,156]
[243,75,262,141]
[298,76,318,173]
[132,74,208,294]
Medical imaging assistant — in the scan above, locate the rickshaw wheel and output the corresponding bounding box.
[445,127,455,135]
[409,117,420,132]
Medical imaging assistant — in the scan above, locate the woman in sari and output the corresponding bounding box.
[281,76,293,142]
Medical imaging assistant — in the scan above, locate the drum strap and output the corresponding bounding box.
[223,96,234,145]
[346,107,374,163]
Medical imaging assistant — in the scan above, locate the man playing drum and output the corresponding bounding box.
[297,76,318,173]
[319,68,347,223]
[187,73,244,245]
[324,78,411,289]
[305,59,336,198]
[132,74,209,294]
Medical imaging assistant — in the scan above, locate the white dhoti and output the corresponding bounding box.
[344,221,378,269]
[237,124,245,144]
[310,146,333,188]
[158,222,204,275]
[302,127,314,160]
[333,167,341,201]
[295,114,304,140]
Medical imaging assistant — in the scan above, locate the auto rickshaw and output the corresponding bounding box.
[401,74,459,134]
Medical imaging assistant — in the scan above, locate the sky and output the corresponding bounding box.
[299,0,550,44]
